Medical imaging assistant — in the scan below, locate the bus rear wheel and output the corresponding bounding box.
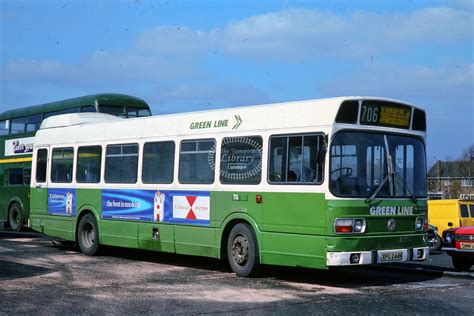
[8,203,23,232]
[227,223,260,277]
[77,213,100,256]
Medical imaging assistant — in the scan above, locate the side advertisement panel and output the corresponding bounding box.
[5,137,35,156]
[48,188,76,216]
[101,189,210,226]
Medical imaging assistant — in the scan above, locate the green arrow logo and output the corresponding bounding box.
[232,115,242,130]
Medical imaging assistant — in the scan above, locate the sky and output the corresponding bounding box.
[1,0,473,165]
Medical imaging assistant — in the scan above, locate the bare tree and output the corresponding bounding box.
[458,144,474,197]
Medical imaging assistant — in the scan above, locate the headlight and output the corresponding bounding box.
[445,232,455,243]
[415,217,423,231]
[334,218,366,234]
[354,219,364,232]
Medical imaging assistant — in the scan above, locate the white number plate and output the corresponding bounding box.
[381,251,403,262]
[460,243,474,250]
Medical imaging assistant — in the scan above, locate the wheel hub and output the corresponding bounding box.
[232,235,249,265]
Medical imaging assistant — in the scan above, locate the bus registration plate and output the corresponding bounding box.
[381,251,403,262]
[460,243,474,250]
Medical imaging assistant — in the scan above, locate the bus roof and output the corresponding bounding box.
[0,93,149,120]
[35,96,425,146]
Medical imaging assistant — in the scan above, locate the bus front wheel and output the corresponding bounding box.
[227,223,260,277]
[8,203,23,232]
[77,213,100,256]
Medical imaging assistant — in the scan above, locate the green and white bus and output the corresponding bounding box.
[0,94,151,230]
[30,97,428,276]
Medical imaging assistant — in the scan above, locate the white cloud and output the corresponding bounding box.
[319,63,474,114]
[217,7,473,61]
[135,25,209,55]
[149,81,272,113]
[1,5,472,109]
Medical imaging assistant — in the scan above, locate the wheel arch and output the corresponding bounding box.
[218,213,262,260]
[7,197,25,215]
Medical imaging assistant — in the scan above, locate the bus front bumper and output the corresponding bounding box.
[326,247,429,266]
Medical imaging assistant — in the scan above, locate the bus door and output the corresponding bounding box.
[32,147,49,215]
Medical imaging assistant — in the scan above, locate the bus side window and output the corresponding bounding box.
[81,105,96,112]
[76,146,102,183]
[8,168,24,185]
[179,139,215,184]
[23,168,31,185]
[142,141,175,184]
[460,204,469,218]
[51,148,74,183]
[10,117,27,134]
[44,111,60,119]
[25,114,42,132]
[36,149,48,183]
[220,136,262,185]
[470,205,474,218]
[61,107,80,114]
[0,120,9,135]
[269,134,324,184]
[99,105,126,118]
[127,107,151,118]
[105,144,139,183]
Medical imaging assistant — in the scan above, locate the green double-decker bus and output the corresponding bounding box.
[29,97,428,276]
[0,93,151,230]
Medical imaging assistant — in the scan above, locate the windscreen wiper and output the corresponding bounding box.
[393,172,418,203]
[365,170,393,203]
[366,135,393,203]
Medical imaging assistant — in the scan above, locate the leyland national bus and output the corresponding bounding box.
[0,94,151,231]
[29,97,428,276]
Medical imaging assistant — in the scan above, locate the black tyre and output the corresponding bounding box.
[8,203,23,232]
[428,235,442,252]
[452,256,472,272]
[227,223,260,277]
[77,213,100,256]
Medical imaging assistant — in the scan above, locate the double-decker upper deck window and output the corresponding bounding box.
[269,134,324,184]
[127,107,152,118]
[25,114,42,132]
[0,120,9,135]
[142,141,175,184]
[10,117,26,134]
[179,140,215,184]
[76,146,102,183]
[105,144,138,183]
[44,111,60,119]
[61,107,80,114]
[220,136,262,185]
[36,149,48,183]
[81,105,96,112]
[51,148,74,183]
[99,105,126,118]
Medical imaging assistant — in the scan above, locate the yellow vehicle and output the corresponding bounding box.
[428,199,474,235]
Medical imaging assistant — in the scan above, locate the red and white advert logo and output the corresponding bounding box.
[173,195,210,221]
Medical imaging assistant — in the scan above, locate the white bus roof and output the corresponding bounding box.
[35,96,424,146]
